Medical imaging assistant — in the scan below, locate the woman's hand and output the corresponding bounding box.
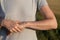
[10,21,27,33]
[1,19,27,33]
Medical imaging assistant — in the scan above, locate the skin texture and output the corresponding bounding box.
[1,19,26,32]
[25,5,57,30]
[1,5,58,33]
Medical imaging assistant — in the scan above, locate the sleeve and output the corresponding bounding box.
[37,0,48,10]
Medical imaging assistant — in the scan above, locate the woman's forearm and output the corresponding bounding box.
[25,19,57,30]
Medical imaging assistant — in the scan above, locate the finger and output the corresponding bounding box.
[16,24,24,31]
[10,29,13,33]
[14,26,21,32]
[18,26,24,31]
[11,28,18,32]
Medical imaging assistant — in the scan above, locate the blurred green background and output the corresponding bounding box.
[36,0,60,40]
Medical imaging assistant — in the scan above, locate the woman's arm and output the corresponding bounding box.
[25,5,58,30]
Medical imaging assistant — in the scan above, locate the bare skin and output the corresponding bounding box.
[1,19,26,32]
[25,5,57,30]
[1,5,58,33]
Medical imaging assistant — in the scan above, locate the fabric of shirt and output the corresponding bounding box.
[1,0,48,40]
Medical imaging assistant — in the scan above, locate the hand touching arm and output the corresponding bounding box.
[24,5,58,30]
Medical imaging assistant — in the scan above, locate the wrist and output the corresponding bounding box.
[24,22,31,28]
[20,22,29,28]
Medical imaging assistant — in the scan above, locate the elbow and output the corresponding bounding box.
[51,20,58,29]
[52,23,58,29]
